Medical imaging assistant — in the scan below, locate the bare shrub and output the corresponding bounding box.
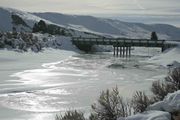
[165,67,180,90]
[55,110,85,120]
[91,87,132,120]
[89,113,98,120]
[151,67,180,101]
[151,81,175,101]
[131,91,152,114]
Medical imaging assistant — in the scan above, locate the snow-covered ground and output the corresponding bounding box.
[0,32,81,52]
[118,90,180,120]
[148,90,180,112]
[118,111,171,120]
[147,46,180,67]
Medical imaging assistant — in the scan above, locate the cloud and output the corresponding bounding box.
[133,0,146,10]
[0,0,179,15]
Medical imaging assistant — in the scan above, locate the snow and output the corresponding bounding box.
[1,6,180,39]
[0,7,12,31]
[118,111,171,120]
[0,7,53,31]
[0,7,95,37]
[147,90,180,112]
[33,33,80,52]
[147,46,180,67]
[118,90,180,120]
[34,12,180,39]
[0,32,80,53]
[1,6,180,120]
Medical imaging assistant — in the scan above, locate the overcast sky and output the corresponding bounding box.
[0,0,180,15]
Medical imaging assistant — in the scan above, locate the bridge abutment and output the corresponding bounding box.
[74,43,93,52]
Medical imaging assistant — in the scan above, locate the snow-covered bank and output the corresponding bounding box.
[148,90,180,112]
[33,34,79,52]
[118,90,180,120]
[0,32,80,52]
[118,111,171,120]
[147,46,180,67]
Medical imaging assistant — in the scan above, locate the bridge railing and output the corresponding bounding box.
[72,37,165,45]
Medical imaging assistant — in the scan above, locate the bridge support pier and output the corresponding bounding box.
[123,46,125,57]
[120,47,122,57]
[129,47,131,57]
[113,46,131,58]
[114,46,116,56]
[116,47,119,57]
[162,45,167,52]
[126,47,128,58]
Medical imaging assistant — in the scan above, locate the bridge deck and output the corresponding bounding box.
[72,37,166,47]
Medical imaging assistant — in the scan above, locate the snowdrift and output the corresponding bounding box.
[147,46,180,67]
[148,90,180,112]
[118,90,180,120]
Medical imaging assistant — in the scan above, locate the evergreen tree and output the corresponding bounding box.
[38,20,47,33]
[61,29,65,36]
[32,20,47,33]
[151,32,158,40]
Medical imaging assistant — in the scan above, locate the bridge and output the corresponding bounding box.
[72,37,176,57]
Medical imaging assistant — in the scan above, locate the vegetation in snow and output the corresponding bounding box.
[0,31,64,52]
[55,110,85,120]
[55,67,180,120]
[32,20,71,36]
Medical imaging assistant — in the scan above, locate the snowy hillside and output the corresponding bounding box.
[1,7,180,39]
[34,12,180,40]
[0,7,100,37]
[0,7,53,32]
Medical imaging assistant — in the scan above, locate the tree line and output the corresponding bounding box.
[32,20,67,35]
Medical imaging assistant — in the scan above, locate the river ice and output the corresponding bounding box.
[0,48,167,120]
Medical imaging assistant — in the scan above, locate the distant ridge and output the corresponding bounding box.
[1,7,180,40]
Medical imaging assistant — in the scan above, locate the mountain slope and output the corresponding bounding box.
[0,7,54,32]
[0,7,100,37]
[34,12,180,40]
[1,7,180,40]
[0,7,14,31]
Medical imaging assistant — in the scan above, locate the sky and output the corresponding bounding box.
[0,0,180,15]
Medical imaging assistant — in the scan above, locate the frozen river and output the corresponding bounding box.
[0,48,167,120]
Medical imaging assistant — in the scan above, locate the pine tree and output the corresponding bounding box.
[151,32,158,40]
[38,20,47,33]
[32,20,47,33]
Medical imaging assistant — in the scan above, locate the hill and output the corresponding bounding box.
[34,12,180,40]
[1,7,180,40]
